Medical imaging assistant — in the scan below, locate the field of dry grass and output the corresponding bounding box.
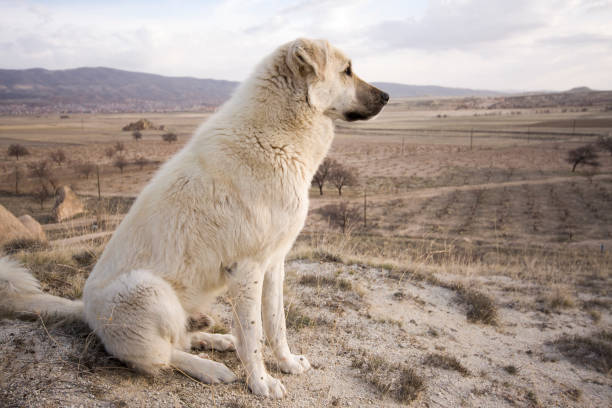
[1,100,611,406]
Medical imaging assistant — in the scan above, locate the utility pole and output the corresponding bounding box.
[14,165,19,194]
[96,165,101,200]
[470,128,474,151]
[527,126,530,143]
[363,189,367,228]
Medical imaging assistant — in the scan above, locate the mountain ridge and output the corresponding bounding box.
[0,66,507,114]
[0,67,607,114]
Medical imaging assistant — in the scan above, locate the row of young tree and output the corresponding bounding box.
[311,158,358,196]
[6,142,158,208]
[566,136,612,172]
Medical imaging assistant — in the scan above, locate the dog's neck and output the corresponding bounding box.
[214,62,335,179]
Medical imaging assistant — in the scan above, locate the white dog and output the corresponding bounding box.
[0,38,388,398]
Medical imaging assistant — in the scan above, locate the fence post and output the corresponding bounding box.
[96,165,101,200]
[527,126,530,143]
[363,189,367,228]
[470,128,473,150]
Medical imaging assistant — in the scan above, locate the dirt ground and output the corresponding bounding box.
[1,102,611,407]
[1,259,610,407]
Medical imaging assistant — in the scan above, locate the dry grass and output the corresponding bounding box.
[503,365,518,375]
[298,273,353,291]
[423,353,470,376]
[284,303,327,330]
[351,349,425,403]
[455,285,498,325]
[14,246,100,299]
[552,330,612,374]
[537,286,577,312]
[2,238,49,254]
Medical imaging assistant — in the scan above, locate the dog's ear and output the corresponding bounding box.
[286,38,327,80]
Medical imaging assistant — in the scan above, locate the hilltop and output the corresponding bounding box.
[0,67,238,114]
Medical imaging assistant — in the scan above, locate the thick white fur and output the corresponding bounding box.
[0,38,386,398]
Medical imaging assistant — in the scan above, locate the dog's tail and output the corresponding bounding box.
[0,256,84,323]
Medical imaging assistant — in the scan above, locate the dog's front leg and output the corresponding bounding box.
[228,261,286,398]
[263,260,311,374]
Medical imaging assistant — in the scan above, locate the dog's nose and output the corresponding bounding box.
[380,91,389,105]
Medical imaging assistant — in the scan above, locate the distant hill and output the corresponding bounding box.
[0,67,516,114]
[372,82,505,98]
[2,67,607,115]
[487,89,612,109]
[565,86,593,93]
[0,67,239,114]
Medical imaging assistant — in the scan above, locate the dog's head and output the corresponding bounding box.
[285,38,389,121]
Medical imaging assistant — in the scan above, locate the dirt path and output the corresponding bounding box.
[42,215,124,232]
[51,231,114,247]
[309,174,612,208]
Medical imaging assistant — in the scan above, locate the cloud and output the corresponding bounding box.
[539,33,612,47]
[0,0,611,90]
[367,0,544,51]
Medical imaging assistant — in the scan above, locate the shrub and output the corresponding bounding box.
[76,162,95,179]
[104,147,115,159]
[113,156,127,174]
[49,149,67,166]
[318,201,361,233]
[135,156,150,170]
[132,130,143,141]
[114,141,125,153]
[162,132,178,143]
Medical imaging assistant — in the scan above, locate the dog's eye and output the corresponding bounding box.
[344,66,352,76]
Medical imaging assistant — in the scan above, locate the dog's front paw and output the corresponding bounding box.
[279,354,311,374]
[248,373,286,398]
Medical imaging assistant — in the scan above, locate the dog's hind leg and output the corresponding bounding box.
[84,269,236,384]
[170,349,237,383]
[190,331,235,352]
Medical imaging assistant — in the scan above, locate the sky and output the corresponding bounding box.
[1,0,611,91]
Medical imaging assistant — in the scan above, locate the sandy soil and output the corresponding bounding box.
[1,260,609,407]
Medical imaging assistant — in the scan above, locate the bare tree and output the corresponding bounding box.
[114,141,126,154]
[318,201,360,233]
[76,162,95,179]
[8,144,30,160]
[132,130,143,141]
[113,156,127,174]
[329,163,358,196]
[312,158,336,195]
[162,132,178,143]
[12,165,22,194]
[567,145,599,172]
[597,136,612,155]
[49,149,67,166]
[32,184,51,209]
[104,147,115,159]
[27,160,58,190]
[135,156,149,170]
